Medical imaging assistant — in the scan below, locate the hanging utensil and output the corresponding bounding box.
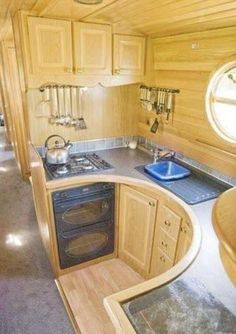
[55,86,60,125]
[150,118,159,133]
[36,86,51,117]
[166,91,174,121]
[58,86,65,125]
[76,87,87,130]
[49,86,57,124]
[64,86,72,126]
[70,86,77,126]
[160,89,166,113]
[155,89,160,113]
[163,89,168,113]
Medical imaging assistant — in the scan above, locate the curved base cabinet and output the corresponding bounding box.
[29,145,201,334]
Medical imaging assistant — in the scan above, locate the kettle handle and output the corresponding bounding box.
[45,135,66,149]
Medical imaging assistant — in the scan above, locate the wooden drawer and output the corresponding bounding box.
[158,227,177,259]
[156,248,174,275]
[160,205,181,240]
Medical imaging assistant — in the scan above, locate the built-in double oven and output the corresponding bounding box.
[52,183,115,269]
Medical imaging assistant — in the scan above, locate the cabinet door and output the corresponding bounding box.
[73,22,112,75]
[28,16,73,74]
[113,35,145,75]
[175,220,193,263]
[119,185,157,277]
[155,248,174,276]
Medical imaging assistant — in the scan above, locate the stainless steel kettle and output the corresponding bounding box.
[45,135,73,164]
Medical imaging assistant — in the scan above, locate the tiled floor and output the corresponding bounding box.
[0,128,73,334]
[123,279,236,334]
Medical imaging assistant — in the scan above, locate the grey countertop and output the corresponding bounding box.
[45,147,153,183]
[44,147,236,331]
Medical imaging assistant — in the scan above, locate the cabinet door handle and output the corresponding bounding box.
[181,226,187,234]
[149,202,155,207]
[65,67,73,73]
[160,255,165,262]
[161,241,167,248]
[114,68,120,74]
[164,220,171,227]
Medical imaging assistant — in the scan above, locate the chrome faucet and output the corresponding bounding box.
[152,148,175,163]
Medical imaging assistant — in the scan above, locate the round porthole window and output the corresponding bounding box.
[206,60,236,144]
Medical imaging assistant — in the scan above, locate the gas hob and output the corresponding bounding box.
[43,153,113,179]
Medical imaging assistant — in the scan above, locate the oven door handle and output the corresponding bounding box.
[53,191,114,210]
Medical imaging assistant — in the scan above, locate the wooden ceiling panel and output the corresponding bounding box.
[1,0,236,40]
[0,0,37,39]
[34,0,118,20]
[83,0,236,37]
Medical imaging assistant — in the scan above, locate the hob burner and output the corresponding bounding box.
[74,157,86,163]
[43,152,113,179]
[56,165,69,175]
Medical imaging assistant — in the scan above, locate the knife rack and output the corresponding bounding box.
[140,85,180,120]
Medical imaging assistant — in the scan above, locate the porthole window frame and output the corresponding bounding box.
[205,59,236,145]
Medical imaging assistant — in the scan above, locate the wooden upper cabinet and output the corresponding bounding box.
[113,34,146,75]
[118,185,157,277]
[73,22,112,75]
[27,16,73,75]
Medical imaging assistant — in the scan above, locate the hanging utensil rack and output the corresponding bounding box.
[140,85,180,121]
[38,84,87,130]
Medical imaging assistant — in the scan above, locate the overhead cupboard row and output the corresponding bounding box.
[24,16,146,78]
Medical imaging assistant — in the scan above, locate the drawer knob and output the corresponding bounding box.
[160,255,165,262]
[149,202,155,207]
[161,241,167,248]
[164,220,171,226]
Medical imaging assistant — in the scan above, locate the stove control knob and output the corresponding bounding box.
[103,183,112,189]
[60,192,68,199]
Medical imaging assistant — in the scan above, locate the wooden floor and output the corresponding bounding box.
[58,259,144,334]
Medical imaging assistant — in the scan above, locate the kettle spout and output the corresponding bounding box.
[65,140,73,150]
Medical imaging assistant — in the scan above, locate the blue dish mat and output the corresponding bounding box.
[135,161,231,205]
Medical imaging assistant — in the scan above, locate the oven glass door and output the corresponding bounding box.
[57,220,114,269]
[65,232,108,257]
[54,192,114,233]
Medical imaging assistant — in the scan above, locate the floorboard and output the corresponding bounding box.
[58,258,145,334]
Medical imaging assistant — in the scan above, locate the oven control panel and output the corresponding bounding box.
[52,182,114,201]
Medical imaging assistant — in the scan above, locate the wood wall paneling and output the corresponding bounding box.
[0,44,13,142]
[0,40,30,178]
[153,27,236,72]
[138,26,236,178]
[27,84,140,145]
